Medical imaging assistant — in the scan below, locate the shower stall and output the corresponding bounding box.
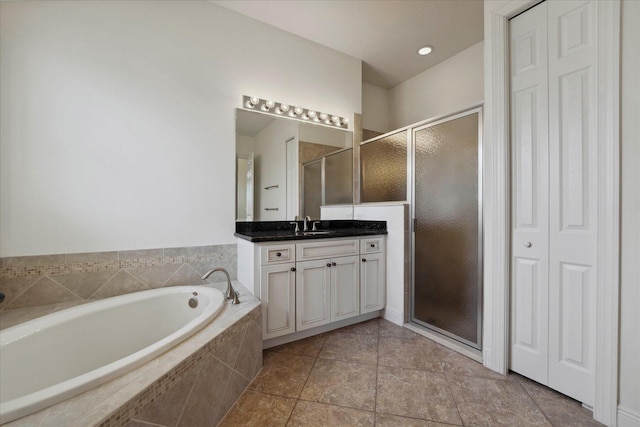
[360,106,483,351]
[301,148,353,219]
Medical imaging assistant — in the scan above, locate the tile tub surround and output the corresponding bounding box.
[3,282,262,427]
[0,244,237,323]
[218,318,604,427]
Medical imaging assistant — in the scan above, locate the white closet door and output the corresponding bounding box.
[510,2,550,385]
[547,0,597,406]
[510,0,598,407]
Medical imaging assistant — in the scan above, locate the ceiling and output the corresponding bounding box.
[212,0,484,89]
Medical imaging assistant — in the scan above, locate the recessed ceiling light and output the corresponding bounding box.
[417,46,433,56]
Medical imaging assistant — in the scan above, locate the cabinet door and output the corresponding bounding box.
[261,263,296,339]
[331,255,360,322]
[296,259,331,331]
[360,252,385,314]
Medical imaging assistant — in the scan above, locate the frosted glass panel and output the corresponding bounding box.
[303,160,322,219]
[325,149,353,205]
[360,131,407,202]
[413,112,481,348]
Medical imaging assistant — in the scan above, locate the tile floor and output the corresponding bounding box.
[218,318,603,427]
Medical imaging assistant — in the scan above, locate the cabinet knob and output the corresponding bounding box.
[524,242,532,248]
[290,267,296,272]
[276,252,282,257]
[362,258,367,263]
[326,263,332,268]
[331,262,336,266]
[370,243,375,248]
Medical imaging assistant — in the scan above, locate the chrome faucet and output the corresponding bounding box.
[201,267,240,304]
[304,215,311,232]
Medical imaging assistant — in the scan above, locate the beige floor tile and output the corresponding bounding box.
[446,374,551,426]
[300,359,377,411]
[287,400,375,427]
[375,413,454,427]
[375,413,432,426]
[249,351,316,398]
[378,319,418,339]
[219,390,296,427]
[516,375,604,426]
[376,365,462,425]
[439,347,507,380]
[340,318,380,335]
[269,334,328,357]
[319,331,378,365]
[223,320,606,427]
[378,335,445,373]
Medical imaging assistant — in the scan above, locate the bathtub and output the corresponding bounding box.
[0,286,225,424]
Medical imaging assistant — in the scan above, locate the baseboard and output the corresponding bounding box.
[262,310,381,349]
[618,406,640,427]
[382,306,403,326]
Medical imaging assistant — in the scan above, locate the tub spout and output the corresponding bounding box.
[201,268,239,304]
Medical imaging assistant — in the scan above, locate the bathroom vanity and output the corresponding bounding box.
[236,221,386,346]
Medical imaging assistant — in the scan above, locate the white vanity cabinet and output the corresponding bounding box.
[256,243,296,339]
[296,239,360,328]
[360,237,386,314]
[295,259,331,331]
[237,236,385,341]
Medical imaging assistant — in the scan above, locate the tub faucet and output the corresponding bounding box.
[201,268,240,304]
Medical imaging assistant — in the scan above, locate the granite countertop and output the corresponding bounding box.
[235,220,387,243]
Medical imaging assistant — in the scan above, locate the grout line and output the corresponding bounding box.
[515,377,559,427]
[46,274,89,301]
[172,360,204,426]
[0,275,43,310]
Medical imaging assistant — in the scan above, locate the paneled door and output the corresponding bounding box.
[296,259,331,331]
[510,0,598,406]
[510,1,550,386]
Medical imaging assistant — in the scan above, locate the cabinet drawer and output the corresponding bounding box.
[260,244,296,265]
[360,237,384,254]
[296,239,359,261]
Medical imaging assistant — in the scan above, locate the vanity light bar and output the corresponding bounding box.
[242,95,348,129]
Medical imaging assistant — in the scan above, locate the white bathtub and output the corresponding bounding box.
[0,286,225,424]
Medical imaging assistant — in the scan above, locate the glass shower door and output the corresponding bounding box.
[412,108,482,349]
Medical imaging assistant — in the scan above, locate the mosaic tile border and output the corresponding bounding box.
[97,307,261,427]
[1,245,236,279]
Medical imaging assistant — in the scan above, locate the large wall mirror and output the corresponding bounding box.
[236,109,353,221]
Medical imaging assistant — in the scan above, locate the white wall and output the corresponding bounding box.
[390,42,484,128]
[362,82,393,134]
[0,1,361,256]
[619,0,640,424]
